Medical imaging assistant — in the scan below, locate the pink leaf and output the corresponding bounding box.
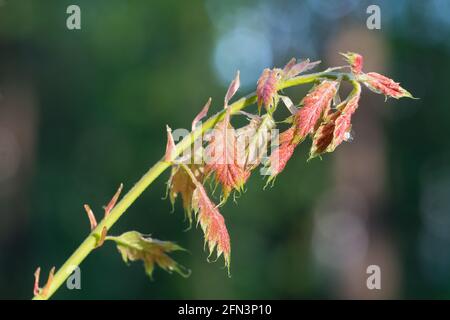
[362,72,413,99]
[165,125,176,162]
[282,58,297,74]
[293,80,339,143]
[329,89,360,150]
[268,142,296,178]
[192,97,212,131]
[224,71,240,107]
[309,118,336,159]
[33,267,41,296]
[192,184,231,272]
[104,183,123,217]
[83,204,97,230]
[340,52,364,74]
[256,68,283,113]
[283,58,321,79]
[309,83,361,158]
[180,165,231,272]
[205,109,250,201]
[266,126,298,178]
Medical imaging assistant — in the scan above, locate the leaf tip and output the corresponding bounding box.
[33,267,41,296]
[192,97,212,131]
[84,204,97,231]
[165,125,176,162]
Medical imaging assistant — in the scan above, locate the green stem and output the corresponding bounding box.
[33,70,350,300]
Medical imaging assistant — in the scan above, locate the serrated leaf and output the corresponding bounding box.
[107,231,190,279]
[265,126,298,179]
[256,68,283,113]
[191,180,231,273]
[179,164,231,274]
[361,72,413,99]
[309,82,361,159]
[328,86,360,151]
[309,114,338,159]
[293,80,339,144]
[256,58,321,114]
[205,109,250,202]
[283,58,321,79]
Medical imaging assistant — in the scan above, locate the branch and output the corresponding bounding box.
[32,70,349,300]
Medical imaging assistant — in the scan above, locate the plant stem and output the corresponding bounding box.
[33,70,350,300]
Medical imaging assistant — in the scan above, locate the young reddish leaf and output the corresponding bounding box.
[282,57,297,74]
[178,164,231,273]
[329,86,361,151]
[205,108,250,202]
[278,125,296,145]
[339,52,413,99]
[361,72,413,99]
[83,204,97,230]
[309,83,361,159]
[224,71,240,107]
[256,68,283,113]
[104,183,123,217]
[268,142,296,179]
[167,164,204,225]
[283,58,321,79]
[33,267,41,296]
[255,58,319,114]
[341,52,363,74]
[190,180,231,272]
[165,125,176,162]
[192,97,212,131]
[293,80,339,143]
[266,126,298,179]
[107,231,190,279]
[309,117,337,159]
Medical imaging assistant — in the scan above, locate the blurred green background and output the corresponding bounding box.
[0,0,449,299]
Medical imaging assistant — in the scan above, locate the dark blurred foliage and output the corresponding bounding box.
[0,0,449,299]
